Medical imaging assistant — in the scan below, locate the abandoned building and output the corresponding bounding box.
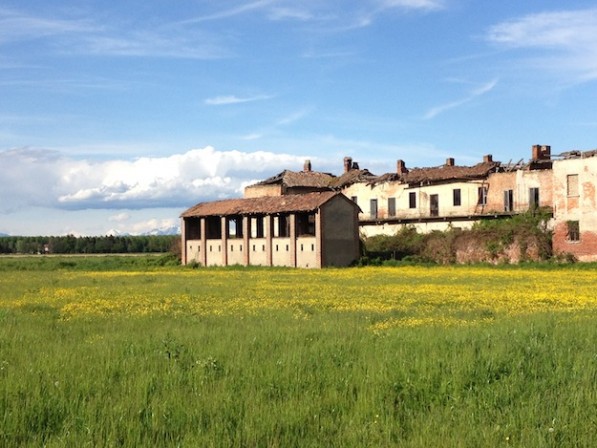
[239,144,597,262]
[180,191,361,268]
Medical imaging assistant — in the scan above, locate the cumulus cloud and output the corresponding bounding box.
[0,146,308,213]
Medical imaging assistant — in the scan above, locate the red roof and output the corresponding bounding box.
[181,191,348,218]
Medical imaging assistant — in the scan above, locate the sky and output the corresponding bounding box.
[1,0,597,236]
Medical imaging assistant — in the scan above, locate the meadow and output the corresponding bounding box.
[1,256,596,446]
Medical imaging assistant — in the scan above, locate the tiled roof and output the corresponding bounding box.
[250,170,335,189]
[181,191,344,218]
[400,162,500,185]
[329,169,378,188]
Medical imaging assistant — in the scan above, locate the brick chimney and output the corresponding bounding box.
[343,156,353,173]
[396,159,409,174]
[531,145,551,161]
[445,157,455,166]
[303,159,312,172]
[483,154,493,163]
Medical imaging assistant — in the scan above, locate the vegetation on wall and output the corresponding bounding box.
[362,210,553,264]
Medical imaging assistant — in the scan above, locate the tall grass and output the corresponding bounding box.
[1,258,596,446]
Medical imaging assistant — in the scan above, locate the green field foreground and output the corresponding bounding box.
[1,257,597,446]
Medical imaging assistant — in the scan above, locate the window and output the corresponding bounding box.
[227,216,243,238]
[370,199,378,219]
[277,215,290,237]
[504,189,514,212]
[205,216,222,239]
[567,221,580,242]
[567,174,579,197]
[477,186,488,206]
[296,212,315,236]
[254,216,264,238]
[409,192,417,209]
[529,188,540,209]
[430,194,439,217]
[453,189,461,207]
[388,198,396,217]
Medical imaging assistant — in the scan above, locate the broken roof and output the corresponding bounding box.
[329,169,378,188]
[181,191,350,218]
[399,161,501,185]
[249,170,335,189]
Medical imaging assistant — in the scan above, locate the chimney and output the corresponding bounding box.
[343,156,353,173]
[445,157,455,167]
[303,159,312,172]
[396,159,409,174]
[532,144,551,161]
[483,154,493,163]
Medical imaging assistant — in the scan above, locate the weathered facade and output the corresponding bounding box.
[180,191,360,268]
[551,151,597,261]
[240,144,597,261]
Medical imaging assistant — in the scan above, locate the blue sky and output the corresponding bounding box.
[1,0,597,235]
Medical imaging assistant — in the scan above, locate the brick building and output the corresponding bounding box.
[240,144,597,261]
[180,191,361,268]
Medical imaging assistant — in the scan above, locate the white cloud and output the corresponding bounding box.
[204,94,272,106]
[486,8,597,82]
[0,7,94,44]
[276,108,312,126]
[0,8,230,60]
[377,0,444,12]
[424,78,498,120]
[0,146,309,212]
[109,212,130,223]
[180,0,276,24]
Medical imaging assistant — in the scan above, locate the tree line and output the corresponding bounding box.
[0,235,179,255]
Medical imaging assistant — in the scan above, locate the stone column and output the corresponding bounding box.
[221,216,228,266]
[315,210,323,268]
[243,216,250,266]
[289,214,297,268]
[200,217,207,266]
[180,217,187,265]
[265,215,273,267]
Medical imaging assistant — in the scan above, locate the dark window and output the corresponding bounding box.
[277,215,290,237]
[529,188,540,209]
[453,189,461,207]
[504,189,514,212]
[255,216,264,238]
[185,217,201,240]
[477,186,488,206]
[409,192,417,209]
[205,216,222,239]
[370,199,378,219]
[296,212,315,236]
[388,198,396,217]
[430,194,439,217]
[567,221,580,241]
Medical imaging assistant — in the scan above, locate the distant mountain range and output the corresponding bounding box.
[0,228,181,238]
[106,226,180,237]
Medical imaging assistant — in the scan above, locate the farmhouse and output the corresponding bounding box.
[239,144,597,262]
[551,151,597,261]
[180,191,360,268]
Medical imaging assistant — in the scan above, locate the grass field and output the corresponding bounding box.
[1,257,596,446]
